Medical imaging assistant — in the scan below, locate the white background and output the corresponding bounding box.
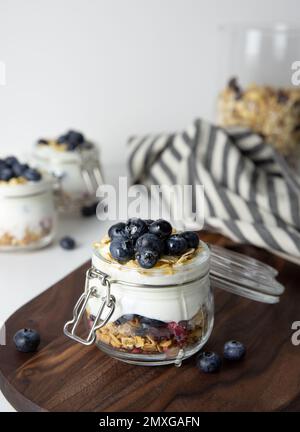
[1,0,300,164]
[0,0,300,412]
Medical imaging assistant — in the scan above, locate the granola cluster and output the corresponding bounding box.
[88,309,207,355]
[0,225,52,247]
[0,177,28,186]
[217,78,300,155]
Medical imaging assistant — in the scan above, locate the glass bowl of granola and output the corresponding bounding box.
[0,156,57,250]
[217,23,300,158]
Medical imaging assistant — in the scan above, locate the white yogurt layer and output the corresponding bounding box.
[0,177,56,242]
[87,240,211,323]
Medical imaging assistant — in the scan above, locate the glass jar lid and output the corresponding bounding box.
[210,244,284,304]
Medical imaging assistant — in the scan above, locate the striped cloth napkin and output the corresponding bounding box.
[128,118,300,261]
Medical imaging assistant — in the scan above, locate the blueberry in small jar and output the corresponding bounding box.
[0,156,42,183]
[110,238,134,263]
[13,328,40,353]
[23,168,42,182]
[125,218,148,242]
[67,130,84,146]
[144,219,154,227]
[223,340,246,361]
[165,234,188,256]
[0,167,13,181]
[12,162,29,177]
[108,222,127,240]
[181,231,199,249]
[148,219,172,239]
[135,233,164,255]
[4,156,18,166]
[136,249,159,268]
[197,351,221,373]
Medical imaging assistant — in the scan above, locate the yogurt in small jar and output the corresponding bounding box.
[33,130,104,213]
[0,156,57,250]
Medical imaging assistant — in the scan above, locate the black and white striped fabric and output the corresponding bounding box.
[128,118,300,261]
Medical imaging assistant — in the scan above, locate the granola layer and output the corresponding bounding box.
[0,226,52,247]
[88,308,208,355]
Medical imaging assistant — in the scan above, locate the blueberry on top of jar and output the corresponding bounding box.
[135,233,164,255]
[106,219,200,269]
[124,218,148,242]
[148,219,172,238]
[110,238,135,263]
[58,130,85,151]
[165,234,188,256]
[108,222,127,240]
[136,249,159,269]
[181,231,199,249]
[0,156,42,184]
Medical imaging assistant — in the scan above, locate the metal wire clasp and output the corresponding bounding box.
[63,267,115,346]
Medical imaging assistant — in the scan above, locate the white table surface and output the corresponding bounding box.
[0,163,125,411]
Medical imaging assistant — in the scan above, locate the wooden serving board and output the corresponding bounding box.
[0,232,300,412]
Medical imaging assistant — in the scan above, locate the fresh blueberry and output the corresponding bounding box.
[197,352,221,373]
[81,202,98,217]
[12,162,29,177]
[144,219,154,227]
[0,167,13,181]
[13,328,40,353]
[223,340,246,361]
[60,236,76,250]
[108,222,127,240]
[67,130,85,145]
[5,156,18,166]
[181,231,199,249]
[139,316,166,327]
[135,249,159,269]
[147,326,171,341]
[135,233,164,255]
[124,218,148,242]
[165,234,188,255]
[149,219,172,239]
[115,314,136,325]
[57,134,68,144]
[23,168,41,182]
[67,141,80,151]
[37,138,48,145]
[110,238,134,263]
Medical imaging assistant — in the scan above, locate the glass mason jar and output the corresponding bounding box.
[216,23,300,157]
[32,144,104,213]
[0,176,57,250]
[64,240,284,366]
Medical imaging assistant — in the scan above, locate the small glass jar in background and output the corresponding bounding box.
[216,23,300,157]
[0,175,57,251]
[32,130,105,213]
